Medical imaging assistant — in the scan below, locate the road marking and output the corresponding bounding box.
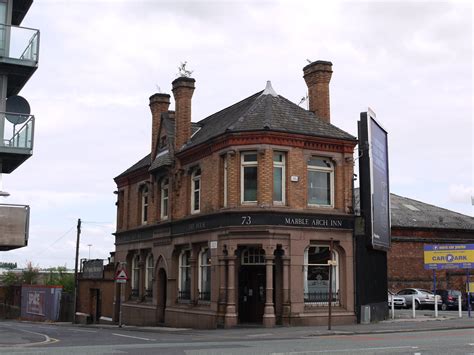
[271,346,418,354]
[5,326,59,347]
[247,333,274,337]
[112,333,154,341]
[65,328,97,333]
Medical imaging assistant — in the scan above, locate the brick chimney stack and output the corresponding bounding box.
[303,60,333,123]
[149,93,171,161]
[172,77,195,151]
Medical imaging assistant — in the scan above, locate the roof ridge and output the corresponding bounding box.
[391,193,474,218]
[197,90,263,125]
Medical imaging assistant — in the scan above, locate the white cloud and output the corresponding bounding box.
[448,184,474,204]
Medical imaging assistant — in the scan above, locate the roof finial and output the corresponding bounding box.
[261,80,278,97]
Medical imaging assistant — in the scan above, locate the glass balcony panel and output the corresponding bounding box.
[0,24,39,63]
[2,113,34,150]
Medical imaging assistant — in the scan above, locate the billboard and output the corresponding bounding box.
[26,290,45,316]
[424,244,474,270]
[0,204,29,250]
[358,110,391,250]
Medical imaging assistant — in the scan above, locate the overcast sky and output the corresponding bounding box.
[1,0,472,269]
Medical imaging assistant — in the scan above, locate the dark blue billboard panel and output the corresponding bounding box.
[369,117,391,250]
[358,110,391,250]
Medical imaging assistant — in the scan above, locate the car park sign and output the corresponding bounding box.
[424,244,474,270]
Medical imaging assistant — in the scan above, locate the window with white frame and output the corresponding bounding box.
[241,247,265,265]
[131,254,140,297]
[145,254,154,297]
[307,157,334,207]
[161,178,169,220]
[178,250,191,300]
[191,169,201,213]
[140,184,149,224]
[199,248,211,301]
[241,152,258,203]
[303,245,339,304]
[273,152,285,204]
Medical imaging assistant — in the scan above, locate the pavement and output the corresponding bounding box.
[50,309,474,339]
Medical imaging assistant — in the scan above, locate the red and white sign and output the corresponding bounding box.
[115,268,129,283]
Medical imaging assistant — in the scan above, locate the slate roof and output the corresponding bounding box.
[115,153,150,180]
[184,84,356,149]
[354,189,474,230]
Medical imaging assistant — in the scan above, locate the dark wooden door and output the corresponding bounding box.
[238,266,266,323]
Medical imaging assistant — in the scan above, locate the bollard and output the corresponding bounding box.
[459,294,462,318]
[412,295,416,318]
[391,294,395,319]
[434,295,438,318]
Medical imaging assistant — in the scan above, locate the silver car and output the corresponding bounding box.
[396,288,442,309]
[388,290,406,308]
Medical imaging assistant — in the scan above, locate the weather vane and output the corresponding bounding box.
[177,61,193,78]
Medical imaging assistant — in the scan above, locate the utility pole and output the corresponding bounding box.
[73,218,81,324]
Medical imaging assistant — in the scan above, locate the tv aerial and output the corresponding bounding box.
[5,95,31,125]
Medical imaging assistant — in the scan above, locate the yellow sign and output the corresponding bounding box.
[424,244,474,270]
[467,282,474,293]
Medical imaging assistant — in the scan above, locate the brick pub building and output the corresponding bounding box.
[113,61,358,328]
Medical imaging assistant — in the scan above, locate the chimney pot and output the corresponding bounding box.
[303,60,333,123]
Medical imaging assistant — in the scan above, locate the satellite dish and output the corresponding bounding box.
[5,95,31,125]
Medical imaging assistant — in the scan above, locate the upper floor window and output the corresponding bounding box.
[161,178,169,220]
[191,169,201,214]
[140,184,149,224]
[273,152,286,205]
[145,254,154,297]
[159,136,167,148]
[241,152,258,203]
[307,157,334,207]
[304,245,339,305]
[199,248,211,301]
[178,249,191,300]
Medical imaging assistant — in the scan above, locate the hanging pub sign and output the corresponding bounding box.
[424,244,474,270]
[358,109,391,250]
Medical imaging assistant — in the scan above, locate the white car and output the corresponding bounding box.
[388,290,406,308]
[396,288,442,309]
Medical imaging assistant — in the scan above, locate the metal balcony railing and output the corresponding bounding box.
[178,290,190,300]
[198,291,210,301]
[304,290,340,306]
[0,24,39,63]
[1,113,34,150]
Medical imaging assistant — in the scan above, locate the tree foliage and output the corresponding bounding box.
[45,266,74,293]
[22,261,39,285]
[0,262,17,269]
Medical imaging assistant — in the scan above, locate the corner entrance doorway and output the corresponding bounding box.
[157,268,167,324]
[238,247,266,324]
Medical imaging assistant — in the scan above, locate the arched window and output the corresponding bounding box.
[131,254,140,297]
[191,169,201,214]
[161,178,169,220]
[145,254,154,298]
[178,249,191,300]
[307,157,334,207]
[199,248,211,301]
[304,245,339,305]
[140,184,149,224]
